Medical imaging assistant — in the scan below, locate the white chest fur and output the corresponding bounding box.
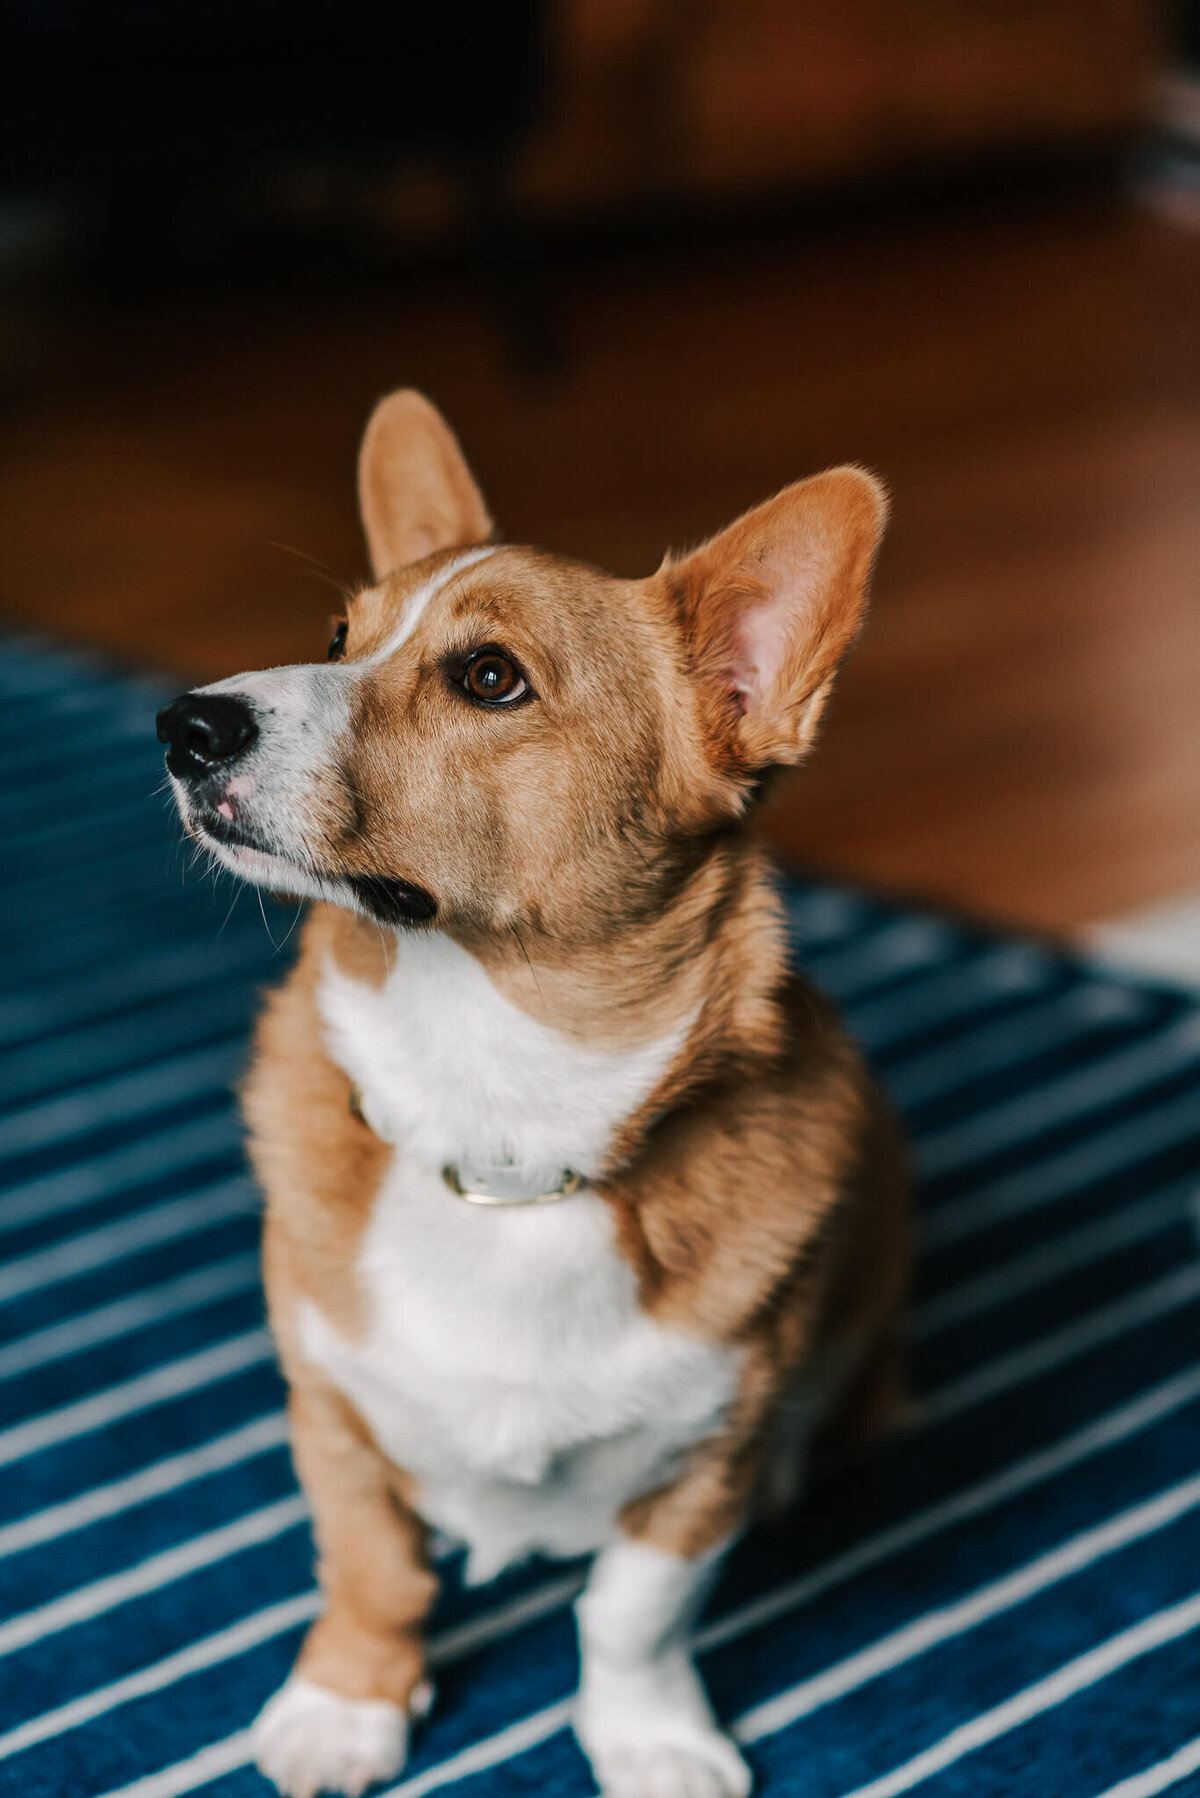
[304,933,739,1582]
[317,930,694,1186]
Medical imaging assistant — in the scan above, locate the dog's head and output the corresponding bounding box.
[159,391,886,943]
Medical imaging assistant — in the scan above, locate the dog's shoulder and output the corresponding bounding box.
[609,966,903,1350]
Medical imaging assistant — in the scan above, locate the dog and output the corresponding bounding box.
[157,390,908,1798]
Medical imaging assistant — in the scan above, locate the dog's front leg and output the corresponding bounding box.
[575,1455,755,1798]
[253,1380,438,1798]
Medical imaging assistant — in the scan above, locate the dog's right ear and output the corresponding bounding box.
[662,466,888,774]
[358,391,493,579]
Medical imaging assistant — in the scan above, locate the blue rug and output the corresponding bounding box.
[4,629,1200,1798]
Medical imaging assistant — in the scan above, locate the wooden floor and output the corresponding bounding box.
[2,191,1198,932]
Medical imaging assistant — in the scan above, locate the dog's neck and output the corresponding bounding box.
[313,835,791,1189]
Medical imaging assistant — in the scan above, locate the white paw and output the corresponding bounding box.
[253,1674,430,1798]
[587,1734,752,1798]
[577,1660,751,1798]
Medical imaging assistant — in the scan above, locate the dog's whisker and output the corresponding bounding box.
[268,540,358,603]
[274,903,305,953]
[510,921,542,997]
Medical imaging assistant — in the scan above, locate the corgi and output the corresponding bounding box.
[157,390,908,1798]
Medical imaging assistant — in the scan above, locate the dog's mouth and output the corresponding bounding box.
[186,804,309,891]
[191,807,271,856]
[185,802,439,925]
[343,874,439,924]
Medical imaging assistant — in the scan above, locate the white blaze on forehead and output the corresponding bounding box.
[197,545,502,707]
[194,543,501,725]
[363,544,500,666]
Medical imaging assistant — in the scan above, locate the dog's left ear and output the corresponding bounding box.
[664,466,888,768]
[358,390,493,578]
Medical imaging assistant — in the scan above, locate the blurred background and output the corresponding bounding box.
[1,0,1197,943]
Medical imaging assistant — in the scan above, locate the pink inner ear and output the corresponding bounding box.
[728,585,800,714]
[726,529,832,714]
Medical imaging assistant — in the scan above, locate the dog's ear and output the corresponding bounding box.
[358,391,493,579]
[663,467,887,769]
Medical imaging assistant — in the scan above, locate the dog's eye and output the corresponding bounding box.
[328,621,348,662]
[461,649,527,706]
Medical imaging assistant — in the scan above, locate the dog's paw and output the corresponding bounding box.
[577,1663,751,1798]
[587,1733,752,1798]
[253,1674,431,1798]
[574,1533,752,1798]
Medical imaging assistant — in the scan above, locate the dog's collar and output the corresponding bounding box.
[441,1164,585,1207]
[349,1085,585,1207]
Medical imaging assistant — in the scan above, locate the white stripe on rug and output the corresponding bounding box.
[910,1181,1198,1340]
[805,918,956,1001]
[0,1180,256,1306]
[1088,1733,1200,1798]
[0,928,268,1049]
[0,1328,271,1469]
[0,1413,289,1560]
[0,1495,308,1658]
[918,1014,1200,1178]
[829,1586,1200,1798]
[0,1253,259,1381]
[732,1463,1200,1741]
[697,1356,1200,1653]
[918,1260,1200,1427]
[852,944,1052,1051]
[923,1083,1200,1251]
[887,983,1146,1113]
[0,1592,321,1760]
[0,1113,244,1236]
[0,1040,243,1159]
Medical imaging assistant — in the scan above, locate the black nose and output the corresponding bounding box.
[156,693,258,780]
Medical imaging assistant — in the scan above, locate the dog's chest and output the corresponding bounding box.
[300,1176,740,1577]
[303,935,738,1576]
[316,931,694,1184]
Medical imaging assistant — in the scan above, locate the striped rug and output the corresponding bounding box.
[4,629,1200,1798]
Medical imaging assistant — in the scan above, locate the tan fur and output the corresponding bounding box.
[217,390,908,1726]
[246,910,391,1344]
[285,1378,435,1708]
[358,390,493,577]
